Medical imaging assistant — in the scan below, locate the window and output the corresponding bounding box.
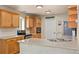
[19,16,25,30]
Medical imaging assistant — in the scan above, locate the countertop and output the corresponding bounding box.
[0,35,24,40]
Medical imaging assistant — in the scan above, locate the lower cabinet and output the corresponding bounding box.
[7,39,20,54]
[0,36,24,54]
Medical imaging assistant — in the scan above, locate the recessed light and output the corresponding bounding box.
[45,11,51,14]
[36,5,43,8]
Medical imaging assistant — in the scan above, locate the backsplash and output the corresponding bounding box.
[0,28,17,37]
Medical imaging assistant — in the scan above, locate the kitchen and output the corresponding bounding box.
[0,5,79,54]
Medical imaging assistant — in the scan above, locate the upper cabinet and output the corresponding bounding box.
[12,14,19,27]
[0,10,12,27]
[25,16,41,28]
[68,6,77,21]
[0,9,19,28]
[68,15,77,21]
[68,6,77,15]
[68,5,77,28]
[29,16,34,28]
[25,16,34,28]
[35,17,41,27]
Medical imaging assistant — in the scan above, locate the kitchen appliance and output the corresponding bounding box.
[36,27,41,33]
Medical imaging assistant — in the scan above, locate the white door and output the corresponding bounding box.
[45,18,57,40]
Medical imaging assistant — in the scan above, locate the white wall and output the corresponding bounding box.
[41,14,67,39]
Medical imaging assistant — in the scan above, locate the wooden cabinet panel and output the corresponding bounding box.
[7,39,15,54]
[68,22,77,28]
[26,16,34,28]
[29,17,34,28]
[0,36,24,54]
[0,9,19,28]
[12,14,19,27]
[7,39,19,54]
[68,14,77,21]
[36,17,41,27]
[0,40,8,54]
[68,5,77,28]
[0,11,12,27]
[26,16,30,28]
[36,33,41,38]
[68,7,77,15]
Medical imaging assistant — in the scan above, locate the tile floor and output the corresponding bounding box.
[19,36,79,54]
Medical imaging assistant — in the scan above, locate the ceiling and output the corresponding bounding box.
[5,5,68,15]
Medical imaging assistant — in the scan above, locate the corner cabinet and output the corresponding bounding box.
[0,9,19,28]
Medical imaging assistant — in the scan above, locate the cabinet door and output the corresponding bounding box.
[26,16,34,28]
[68,7,77,15]
[68,15,77,21]
[7,39,20,54]
[68,5,77,28]
[26,16,30,28]
[36,17,41,27]
[12,14,19,27]
[29,16,34,28]
[68,21,77,28]
[0,11,12,27]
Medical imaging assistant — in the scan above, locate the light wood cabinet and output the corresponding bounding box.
[26,16,34,28]
[29,16,34,28]
[0,39,19,54]
[7,39,19,54]
[68,6,77,21]
[36,17,41,27]
[68,5,77,28]
[35,17,41,38]
[68,15,77,21]
[12,14,19,27]
[68,6,77,15]
[26,16,41,38]
[0,10,12,27]
[68,21,77,28]
[0,9,19,28]
[0,35,24,54]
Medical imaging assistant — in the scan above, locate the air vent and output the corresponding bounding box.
[45,16,55,19]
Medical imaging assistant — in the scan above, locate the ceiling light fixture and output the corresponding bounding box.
[36,5,43,8]
[45,10,51,14]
